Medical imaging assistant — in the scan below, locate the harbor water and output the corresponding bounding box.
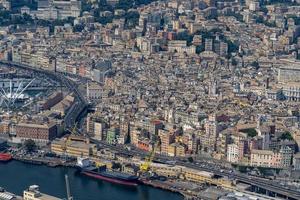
[0,161,183,200]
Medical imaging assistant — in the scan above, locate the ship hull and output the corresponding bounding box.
[0,153,12,162]
[81,171,139,187]
[0,159,11,162]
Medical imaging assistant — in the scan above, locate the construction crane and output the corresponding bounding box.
[62,123,79,160]
[140,142,159,172]
[67,122,79,135]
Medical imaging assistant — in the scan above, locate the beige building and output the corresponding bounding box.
[23,185,61,200]
[148,163,233,189]
[183,168,233,189]
[278,62,300,83]
[168,143,186,157]
[250,146,292,168]
[150,163,182,177]
[168,40,196,55]
[51,95,74,116]
[158,129,175,155]
[51,136,97,157]
[227,143,240,163]
[251,149,275,168]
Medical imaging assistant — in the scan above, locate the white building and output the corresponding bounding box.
[30,0,81,20]
[23,185,61,200]
[282,83,300,101]
[0,0,10,10]
[94,122,103,141]
[293,153,300,170]
[168,40,196,55]
[227,143,240,163]
[87,81,103,101]
[249,1,260,12]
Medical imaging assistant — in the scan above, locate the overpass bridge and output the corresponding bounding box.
[0,60,88,129]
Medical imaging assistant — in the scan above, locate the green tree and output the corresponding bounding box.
[125,11,140,28]
[279,132,293,141]
[250,61,259,70]
[187,157,194,163]
[240,128,258,138]
[231,58,238,66]
[112,162,122,170]
[24,139,36,152]
[73,24,85,32]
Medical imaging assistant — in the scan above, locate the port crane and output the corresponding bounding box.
[66,122,80,135]
[140,141,159,172]
[62,123,79,160]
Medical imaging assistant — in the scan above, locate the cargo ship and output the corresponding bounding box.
[77,158,139,187]
[0,153,12,162]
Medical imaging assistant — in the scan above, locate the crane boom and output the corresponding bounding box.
[140,142,158,172]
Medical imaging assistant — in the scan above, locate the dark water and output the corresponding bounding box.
[0,161,183,200]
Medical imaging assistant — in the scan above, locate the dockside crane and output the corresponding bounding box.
[140,141,159,172]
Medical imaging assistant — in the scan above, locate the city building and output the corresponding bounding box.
[293,153,300,171]
[42,92,63,110]
[16,122,57,144]
[250,146,293,168]
[168,40,196,55]
[227,143,239,163]
[23,185,61,200]
[158,129,175,155]
[30,0,81,20]
[51,136,96,157]
[278,64,300,82]
[202,114,219,153]
[0,0,10,10]
[87,82,103,101]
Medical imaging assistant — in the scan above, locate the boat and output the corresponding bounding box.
[0,153,12,162]
[77,157,139,187]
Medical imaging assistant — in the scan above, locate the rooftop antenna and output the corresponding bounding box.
[65,174,73,200]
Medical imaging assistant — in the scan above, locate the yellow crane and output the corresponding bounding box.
[69,122,79,135]
[62,123,78,156]
[140,142,159,172]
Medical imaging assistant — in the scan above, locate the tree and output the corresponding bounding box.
[240,128,258,138]
[112,162,122,170]
[231,58,238,66]
[250,61,259,70]
[196,45,205,54]
[279,132,293,141]
[73,24,85,32]
[187,157,194,163]
[176,31,193,45]
[24,139,36,152]
[125,11,140,28]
